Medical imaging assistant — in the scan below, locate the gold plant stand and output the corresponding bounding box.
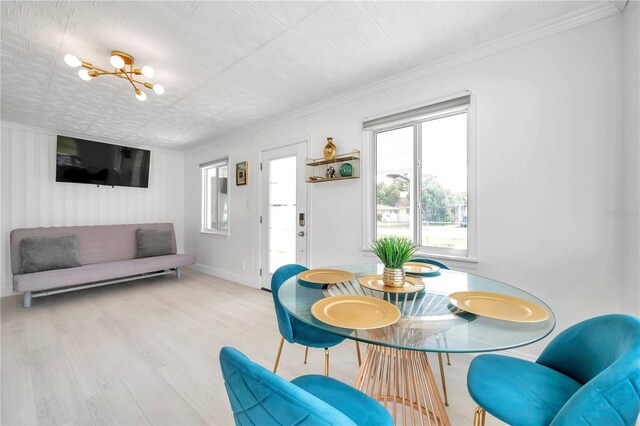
[354,344,451,426]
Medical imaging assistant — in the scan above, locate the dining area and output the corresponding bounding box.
[219,237,640,426]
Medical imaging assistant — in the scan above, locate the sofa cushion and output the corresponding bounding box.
[21,234,82,273]
[135,228,174,258]
[13,254,196,292]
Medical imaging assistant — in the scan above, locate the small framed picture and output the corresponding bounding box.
[236,161,248,186]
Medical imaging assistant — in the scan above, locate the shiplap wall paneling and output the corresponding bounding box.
[0,123,185,297]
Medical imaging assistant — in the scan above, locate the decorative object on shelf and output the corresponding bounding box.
[339,162,353,177]
[64,51,164,101]
[370,236,418,287]
[326,166,336,179]
[323,137,337,161]
[305,150,360,183]
[236,161,247,186]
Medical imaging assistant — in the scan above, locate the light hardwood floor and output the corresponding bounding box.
[1,268,504,426]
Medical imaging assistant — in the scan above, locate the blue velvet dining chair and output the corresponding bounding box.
[410,257,450,271]
[271,264,360,376]
[219,346,393,426]
[409,257,452,406]
[467,314,640,426]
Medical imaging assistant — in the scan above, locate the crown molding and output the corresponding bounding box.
[610,0,629,13]
[184,1,620,154]
[0,121,184,156]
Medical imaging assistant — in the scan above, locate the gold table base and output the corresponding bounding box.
[354,345,450,426]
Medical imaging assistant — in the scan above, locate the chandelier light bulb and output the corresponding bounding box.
[153,84,165,95]
[64,54,81,67]
[135,89,147,101]
[141,65,155,78]
[110,54,125,69]
[78,68,92,81]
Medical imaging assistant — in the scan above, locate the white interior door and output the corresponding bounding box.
[260,142,307,290]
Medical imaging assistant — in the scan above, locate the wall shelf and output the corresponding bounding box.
[306,149,360,183]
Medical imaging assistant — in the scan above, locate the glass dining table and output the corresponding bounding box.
[278,263,556,426]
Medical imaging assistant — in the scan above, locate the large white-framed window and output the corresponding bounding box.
[363,94,476,260]
[200,158,229,234]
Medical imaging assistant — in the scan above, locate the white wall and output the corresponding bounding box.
[184,14,628,355]
[0,122,185,297]
[621,1,640,316]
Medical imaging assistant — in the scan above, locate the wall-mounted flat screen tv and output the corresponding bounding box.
[56,136,151,188]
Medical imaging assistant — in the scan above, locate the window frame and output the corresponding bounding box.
[201,159,230,236]
[363,95,477,262]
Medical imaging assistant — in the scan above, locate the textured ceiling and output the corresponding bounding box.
[0,1,617,148]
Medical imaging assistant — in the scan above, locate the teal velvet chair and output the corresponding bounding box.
[409,257,450,271]
[271,264,360,376]
[468,314,640,426]
[409,257,452,406]
[220,346,393,426]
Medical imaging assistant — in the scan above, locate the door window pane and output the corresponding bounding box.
[268,156,296,273]
[421,113,467,250]
[376,126,413,240]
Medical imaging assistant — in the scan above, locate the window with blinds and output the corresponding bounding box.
[365,94,475,259]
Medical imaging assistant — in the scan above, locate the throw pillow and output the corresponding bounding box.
[21,234,82,274]
[135,228,174,258]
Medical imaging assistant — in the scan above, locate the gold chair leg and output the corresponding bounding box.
[437,352,449,406]
[303,346,309,364]
[273,337,284,373]
[446,352,451,366]
[324,348,330,376]
[474,406,486,426]
[355,341,362,366]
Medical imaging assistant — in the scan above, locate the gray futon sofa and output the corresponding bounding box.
[10,223,195,307]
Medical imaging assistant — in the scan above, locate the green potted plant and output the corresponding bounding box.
[370,236,418,287]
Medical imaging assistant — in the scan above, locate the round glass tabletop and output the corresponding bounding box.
[278,263,556,353]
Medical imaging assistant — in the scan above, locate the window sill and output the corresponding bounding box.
[200,230,230,239]
[361,248,478,264]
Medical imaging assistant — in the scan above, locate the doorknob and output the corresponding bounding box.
[298,231,305,237]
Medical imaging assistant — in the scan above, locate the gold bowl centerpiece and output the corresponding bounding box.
[370,236,418,288]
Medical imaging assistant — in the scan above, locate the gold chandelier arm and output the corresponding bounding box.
[91,69,153,89]
[120,67,139,92]
[78,60,155,93]
[90,71,119,76]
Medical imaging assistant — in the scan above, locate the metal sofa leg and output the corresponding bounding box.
[23,291,32,308]
[175,267,181,279]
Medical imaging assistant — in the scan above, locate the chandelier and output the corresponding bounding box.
[64,50,164,101]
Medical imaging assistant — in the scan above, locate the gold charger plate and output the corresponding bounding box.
[297,269,356,285]
[448,291,550,323]
[358,275,425,293]
[403,262,441,275]
[311,296,401,329]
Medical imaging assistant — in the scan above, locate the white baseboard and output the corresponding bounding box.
[188,263,260,289]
